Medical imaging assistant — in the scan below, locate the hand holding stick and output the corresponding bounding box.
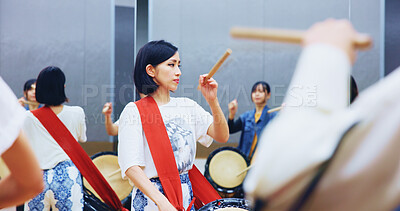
[198,48,232,90]
[21,99,40,106]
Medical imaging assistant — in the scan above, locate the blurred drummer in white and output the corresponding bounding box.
[0,77,43,211]
[245,19,400,210]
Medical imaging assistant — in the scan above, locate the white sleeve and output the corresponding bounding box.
[0,77,26,155]
[285,44,351,113]
[77,107,87,143]
[118,102,146,180]
[244,44,351,198]
[192,100,213,148]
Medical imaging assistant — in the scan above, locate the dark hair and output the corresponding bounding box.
[133,40,178,94]
[350,75,358,104]
[251,81,271,98]
[36,66,68,106]
[23,79,36,92]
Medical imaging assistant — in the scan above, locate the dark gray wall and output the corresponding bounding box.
[385,0,400,75]
[0,0,113,142]
[150,0,383,143]
[114,6,135,145]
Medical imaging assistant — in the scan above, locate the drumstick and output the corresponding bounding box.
[230,27,372,50]
[267,106,282,114]
[108,168,121,177]
[22,99,40,106]
[102,106,110,113]
[236,165,253,177]
[197,48,232,90]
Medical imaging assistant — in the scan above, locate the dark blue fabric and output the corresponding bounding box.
[228,105,277,158]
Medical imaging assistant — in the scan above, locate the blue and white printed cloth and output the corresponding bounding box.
[131,173,195,211]
[25,160,83,211]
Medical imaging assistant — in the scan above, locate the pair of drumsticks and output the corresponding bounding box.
[200,27,371,116]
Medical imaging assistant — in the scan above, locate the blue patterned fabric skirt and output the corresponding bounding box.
[131,173,195,211]
[25,160,83,211]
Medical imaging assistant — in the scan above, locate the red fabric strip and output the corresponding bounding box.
[32,107,126,211]
[135,97,184,211]
[135,96,221,210]
[189,165,221,209]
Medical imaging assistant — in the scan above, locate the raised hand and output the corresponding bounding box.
[199,74,218,103]
[228,99,238,119]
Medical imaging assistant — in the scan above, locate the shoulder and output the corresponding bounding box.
[121,102,139,115]
[166,97,201,109]
[124,102,138,109]
[63,105,85,116]
[241,110,254,117]
[25,110,36,121]
[171,97,196,105]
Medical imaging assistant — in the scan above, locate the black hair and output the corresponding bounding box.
[350,75,358,104]
[36,66,68,106]
[251,81,271,97]
[133,40,178,94]
[23,79,36,92]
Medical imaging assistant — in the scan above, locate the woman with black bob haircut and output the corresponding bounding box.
[133,40,177,95]
[228,81,278,162]
[36,66,68,106]
[118,40,229,210]
[23,66,87,210]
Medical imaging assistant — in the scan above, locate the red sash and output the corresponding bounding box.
[32,107,127,211]
[135,96,221,210]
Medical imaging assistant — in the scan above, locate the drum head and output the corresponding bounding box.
[205,147,250,191]
[198,198,252,211]
[82,151,132,202]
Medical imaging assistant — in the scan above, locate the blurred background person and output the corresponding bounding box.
[17,79,42,111]
[0,76,43,210]
[228,81,277,161]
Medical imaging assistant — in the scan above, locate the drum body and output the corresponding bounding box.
[83,187,113,211]
[205,147,250,198]
[82,151,133,210]
[199,198,252,211]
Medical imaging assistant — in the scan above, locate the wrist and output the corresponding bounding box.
[207,97,219,106]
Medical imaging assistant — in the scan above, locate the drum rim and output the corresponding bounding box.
[90,151,117,160]
[198,198,252,211]
[204,146,250,192]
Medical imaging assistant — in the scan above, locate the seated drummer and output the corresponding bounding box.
[227,81,277,161]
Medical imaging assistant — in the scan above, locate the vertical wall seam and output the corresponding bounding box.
[380,0,385,78]
[110,0,116,143]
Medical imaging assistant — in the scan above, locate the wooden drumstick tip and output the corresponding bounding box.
[22,99,40,106]
[102,106,110,113]
[267,106,282,114]
[236,165,253,177]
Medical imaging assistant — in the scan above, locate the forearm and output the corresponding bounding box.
[227,118,242,134]
[125,166,171,208]
[228,112,235,120]
[0,132,43,208]
[208,98,229,143]
[105,115,118,136]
